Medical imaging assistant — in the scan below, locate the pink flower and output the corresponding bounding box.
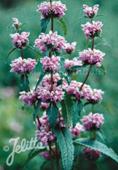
[10,57,37,74]
[56,116,65,128]
[83,147,100,160]
[36,114,65,145]
[41,56,60,72]
[41,73,61,87]
[36,74,65,103]
[37,1,67,18]
[36,115,56,145]
[19,91,37,105]
[34,31,66,53]
[79,48,105,66]
[81,21,103,38]
[64,42,76,54]
[81,86,104,103]
[70,123,85,137]
[40,102,49,110]
[64,58,82,70]
[66,81,81,100]
[83,4,99,18]
[36,85,64,103]
[50,86,64,103]
[81,112,104,130]
[10,32,30,48]
[37,129,55,146]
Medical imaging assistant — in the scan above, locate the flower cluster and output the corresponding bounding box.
[79,48,105,67]
[19,91,37,105]
[81,112,104,130]
[36,84,64,103]
[36,115,56,145]
[64,58,82,71]
[10,57,37,74]
[81,87,104,104]
[19,74,65,106]
[83,4,99,18]
[70,123,84,137]
[36,114,65,145]
[10,32,30,49]
[66,81,81,100]
[83,147,101,160]
[81,21,103,38]
[35,31,66,53]
[37,1,67,18]
[66,81,104,103]
[64,42,77,54]
[41,55,60,72]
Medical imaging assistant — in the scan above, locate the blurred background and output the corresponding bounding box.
[0,0,118,170]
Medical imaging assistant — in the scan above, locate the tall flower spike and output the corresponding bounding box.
[9,2,116,169]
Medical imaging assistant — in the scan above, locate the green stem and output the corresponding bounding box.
[80,36,95,91]
[80,65,92,91]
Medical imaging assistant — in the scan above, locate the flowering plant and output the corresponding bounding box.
[9,1,118,170]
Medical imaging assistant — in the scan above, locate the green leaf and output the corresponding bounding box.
[20,74,30,92]
[61,100,68,125]
[72,101,83,126]
[47,103,58,128]
[74,138,118,163]
[62,94,74,126]
[22,147,46,168]
[33,100,41,121]
[7,48,16,57]
[41,18,50,33]
[60,72,70,84]
[35,72,45,90]
[28,45,42,56]
[57,79,63,86]
[54,128,74,170]
[58,19,67,35]
[99,65,106,75]
[92,65,106,76]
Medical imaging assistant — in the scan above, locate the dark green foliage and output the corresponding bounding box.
[7,48,16,57]
[61,94,73,126]
[41,18,50,33]
[54,128,74,170]
[22,146,46,168]
[35,71,45,90]
[57,18,67,35]
[20,74,30,91]
[33,100,40,121]
[47,103,59,128]
[72,101,83,126]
